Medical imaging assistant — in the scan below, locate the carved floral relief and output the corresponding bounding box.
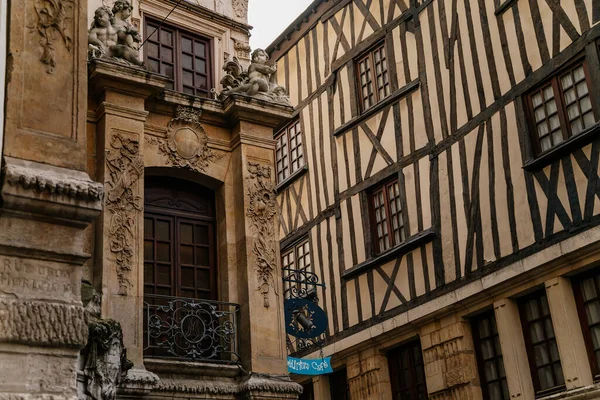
[246,162,278,308]
[105,134,143,296]
[232,0,248,21]
[31,0,74,74]
[146,106,222,173]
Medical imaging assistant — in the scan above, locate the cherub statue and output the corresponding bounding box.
[111,0,141,51]
[219,49,290,105]
[88,3,144,67]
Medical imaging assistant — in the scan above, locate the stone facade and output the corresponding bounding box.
[0,0,299,399]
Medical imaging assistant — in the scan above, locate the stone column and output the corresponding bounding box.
[545,277,594,389]
[0,0,101,398]
[313,375,331,400]
[88,60,168,395]
[223,98,301,399]
[420,317,482,400]
[493,299,535,400]
[346,349,393,400]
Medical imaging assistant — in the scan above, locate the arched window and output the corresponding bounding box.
[143,176,216,300]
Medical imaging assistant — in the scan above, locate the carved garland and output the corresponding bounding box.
[146,106,222,173]
[32,0,74,74]
[105,134,144,296]
[246,162,278,308]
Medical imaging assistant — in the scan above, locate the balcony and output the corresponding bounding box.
[144,295,241,364]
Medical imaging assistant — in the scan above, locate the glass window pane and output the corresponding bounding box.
[181,266,194,284]
[195,41,206,55]
[161,47,173,63]
[196,75,207,90]
[144,241,154,261]
[532,93,543,107]
[144,263,154,284]
[183,71,193,87]
[144,218,154,238]
[197,269,211,289]
[182,54,193,70]
[161,64,174,79]
[573,66,585,82]
[196,247,209,266]
[157,265,171,285]
[147,42,159,59]
[561,73,573,89]
[181,37,192,53]
[195,225,209,244]
[577,81,589,98]
[196,59,206,74]
[156,242,170,261]
[180,245,193,265]
[157,220,170,241]
[160,29,172,45]
[181,223,193,243]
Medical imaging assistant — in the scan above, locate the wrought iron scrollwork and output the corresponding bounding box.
[144,295,240,363]
[282,267,327,354]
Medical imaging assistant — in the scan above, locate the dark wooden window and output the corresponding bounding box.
[518,291,565,395]
[472,311,509,400]
[299,382,314,400]
[388,340,428,400]
[356,42,390,112]
[282,238,313,299]
[526,62,595,155]
[143,176,216,300]
[369,178,405,254]
[329,368,349,400]
[275,120,304,184]
[573,270,600,378]
[144,19,212,97]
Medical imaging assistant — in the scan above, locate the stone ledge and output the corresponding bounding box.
[1,157,103,226]
[145,358,241,378]
[0,299,87,348]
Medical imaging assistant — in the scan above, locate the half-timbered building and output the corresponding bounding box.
[268,0,600,398]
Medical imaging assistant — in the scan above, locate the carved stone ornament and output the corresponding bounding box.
[3,163,104,201]
[88,0,145,67]
[217,50,291,106]
[105,134,144,296]
[234,40,252,60]
[80,319,134,400]
[31,0,74,74]
[232,0,248,21]
[146,106,222,173]
[246,162,278,308]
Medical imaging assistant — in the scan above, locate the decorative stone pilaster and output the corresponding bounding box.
[420,319,483,400]
[88,60,168,393]
[545,277,594,389]
[346,349,393,400]
[224,97,293,379]
[494,299,535,400]
[312,376,331,400]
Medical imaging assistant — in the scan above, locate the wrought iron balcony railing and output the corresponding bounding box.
[144,295,241,364]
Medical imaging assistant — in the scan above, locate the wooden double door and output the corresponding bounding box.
[143,176,216,301]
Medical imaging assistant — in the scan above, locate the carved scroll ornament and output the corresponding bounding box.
[232,0,248,21]
[31,0,74,74]
[105,134,143,296]
[246,162,278,308]
[146,106,222,173]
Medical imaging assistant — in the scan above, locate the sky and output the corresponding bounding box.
[248,0,315,50]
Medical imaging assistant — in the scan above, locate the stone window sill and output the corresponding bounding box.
[342,228,435,280]
[276,164,308,193]
[523,122,600,171]
[536,383,600,400]
[144,358,241,378]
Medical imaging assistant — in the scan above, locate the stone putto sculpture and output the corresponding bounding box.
[88,0,144,67]
[218,49,291,106]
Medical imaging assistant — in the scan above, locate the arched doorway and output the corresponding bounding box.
[143,176,217,300]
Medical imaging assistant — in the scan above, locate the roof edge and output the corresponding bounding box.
[265,0,333,60]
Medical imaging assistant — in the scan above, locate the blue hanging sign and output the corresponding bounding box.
[284,298,328,339]
[287,356,333,375]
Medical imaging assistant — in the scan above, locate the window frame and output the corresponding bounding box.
[387,339,428,400]
[471,310,510,400]
[144,17,213,98]
[572,269,600,380]
[367,176,407,255]
[281,237,314,300]
[517,290,565,396]
[355,41,391,113]
[525,58,596,157]
[275,119,305,186]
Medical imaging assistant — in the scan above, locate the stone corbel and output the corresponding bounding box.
[1,157,104,227]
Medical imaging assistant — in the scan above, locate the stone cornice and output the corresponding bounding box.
[1,157,103,227]
[96,102,149,122]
